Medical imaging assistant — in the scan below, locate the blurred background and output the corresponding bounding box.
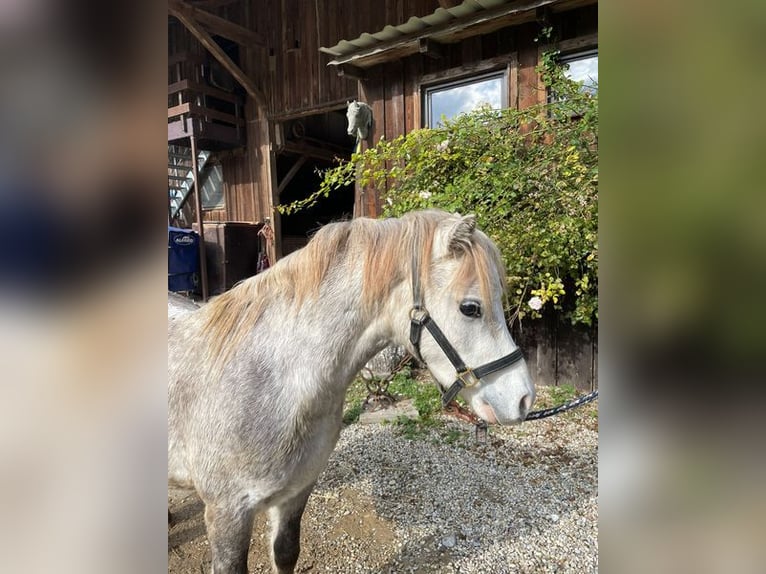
[0,0,763,572]
[601,0,766,572]
[0,1,167,573]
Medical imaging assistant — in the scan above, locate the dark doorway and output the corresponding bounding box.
[277,108,355,255]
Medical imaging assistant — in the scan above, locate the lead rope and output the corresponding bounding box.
[453,390,599,443]
[524,390,599,420]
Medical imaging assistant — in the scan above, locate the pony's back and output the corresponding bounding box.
[168,292,200,320]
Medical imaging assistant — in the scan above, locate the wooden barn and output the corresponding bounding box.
[167,0,598,388]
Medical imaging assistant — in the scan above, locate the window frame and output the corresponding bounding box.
[421,67,509,129]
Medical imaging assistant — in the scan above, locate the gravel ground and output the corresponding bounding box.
[168,386,598,573]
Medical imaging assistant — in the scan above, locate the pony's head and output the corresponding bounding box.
[403,211,535,425]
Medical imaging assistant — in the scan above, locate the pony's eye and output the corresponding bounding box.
[459,300,482,318]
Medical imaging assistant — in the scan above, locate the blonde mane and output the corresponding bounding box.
[195,210,506,375]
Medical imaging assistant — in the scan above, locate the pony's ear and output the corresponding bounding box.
[448,214,477,255]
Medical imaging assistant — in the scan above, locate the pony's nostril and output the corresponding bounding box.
[520,393,533,417]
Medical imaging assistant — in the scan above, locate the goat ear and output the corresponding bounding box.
[448,214,477,255]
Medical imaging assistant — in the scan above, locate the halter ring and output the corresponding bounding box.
[409,307,428,323]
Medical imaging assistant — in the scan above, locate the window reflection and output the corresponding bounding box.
[562,50,598,94]
[425,73,505,127]
[201,164,224,209]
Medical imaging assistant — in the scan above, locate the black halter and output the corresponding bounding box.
[408,250,525,408]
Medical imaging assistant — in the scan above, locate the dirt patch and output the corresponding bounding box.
[329,487,397,546]
[168,486,400,573]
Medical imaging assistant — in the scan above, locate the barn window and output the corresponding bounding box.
[201,163,224,210]
[546,48,598,118]
[423,71,507,128]
[561,49,598,94]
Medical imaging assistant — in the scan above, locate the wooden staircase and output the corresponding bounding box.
[168,145,214,226]
[168,52,246,150]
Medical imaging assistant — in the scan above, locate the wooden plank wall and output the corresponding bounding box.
[268,0,441,116]
[515,319,598,391]
[194,1,446,225]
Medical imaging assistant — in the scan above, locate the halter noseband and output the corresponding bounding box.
[408,249,525,408]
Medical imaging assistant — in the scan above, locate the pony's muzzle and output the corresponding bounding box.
[473,386,535,425]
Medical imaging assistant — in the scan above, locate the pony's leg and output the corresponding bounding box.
[204,499,256,574]
[268,484,315,574]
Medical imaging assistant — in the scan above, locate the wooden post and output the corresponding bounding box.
[267,120,282,261]
[190,135,209,301]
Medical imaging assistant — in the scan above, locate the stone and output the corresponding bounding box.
[358,399,419,425]
[441,534,457,549]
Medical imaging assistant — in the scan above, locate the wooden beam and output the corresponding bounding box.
[277,156,307,195]
[336,64,367,81]
[168,78,241,104]
[190,135,209,301]
[168,51,207,66]
[170,0,265,47]
[168,102,192,118]
[188,0,240,9]
[168,102,244,126]
[552,32,598,53]
[282,141,348,164]
[269,98,349,121]
[168,1,267,108]
[266,121,283,261]
[419,37,444,59]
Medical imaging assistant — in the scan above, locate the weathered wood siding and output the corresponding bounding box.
[515,319,598,392]
[176,1,595,224]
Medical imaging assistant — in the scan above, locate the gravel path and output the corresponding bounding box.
[168,388,598,573]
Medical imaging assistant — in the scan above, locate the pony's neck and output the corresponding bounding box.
[279,260,410,395]
[354,259,413,361]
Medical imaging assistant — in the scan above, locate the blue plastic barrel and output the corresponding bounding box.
[168,227,200,292]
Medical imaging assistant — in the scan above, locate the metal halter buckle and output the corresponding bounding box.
[409,307,428,324]
[456,368,480,388]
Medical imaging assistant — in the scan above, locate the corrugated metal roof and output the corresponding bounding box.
[319,0,573,68]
